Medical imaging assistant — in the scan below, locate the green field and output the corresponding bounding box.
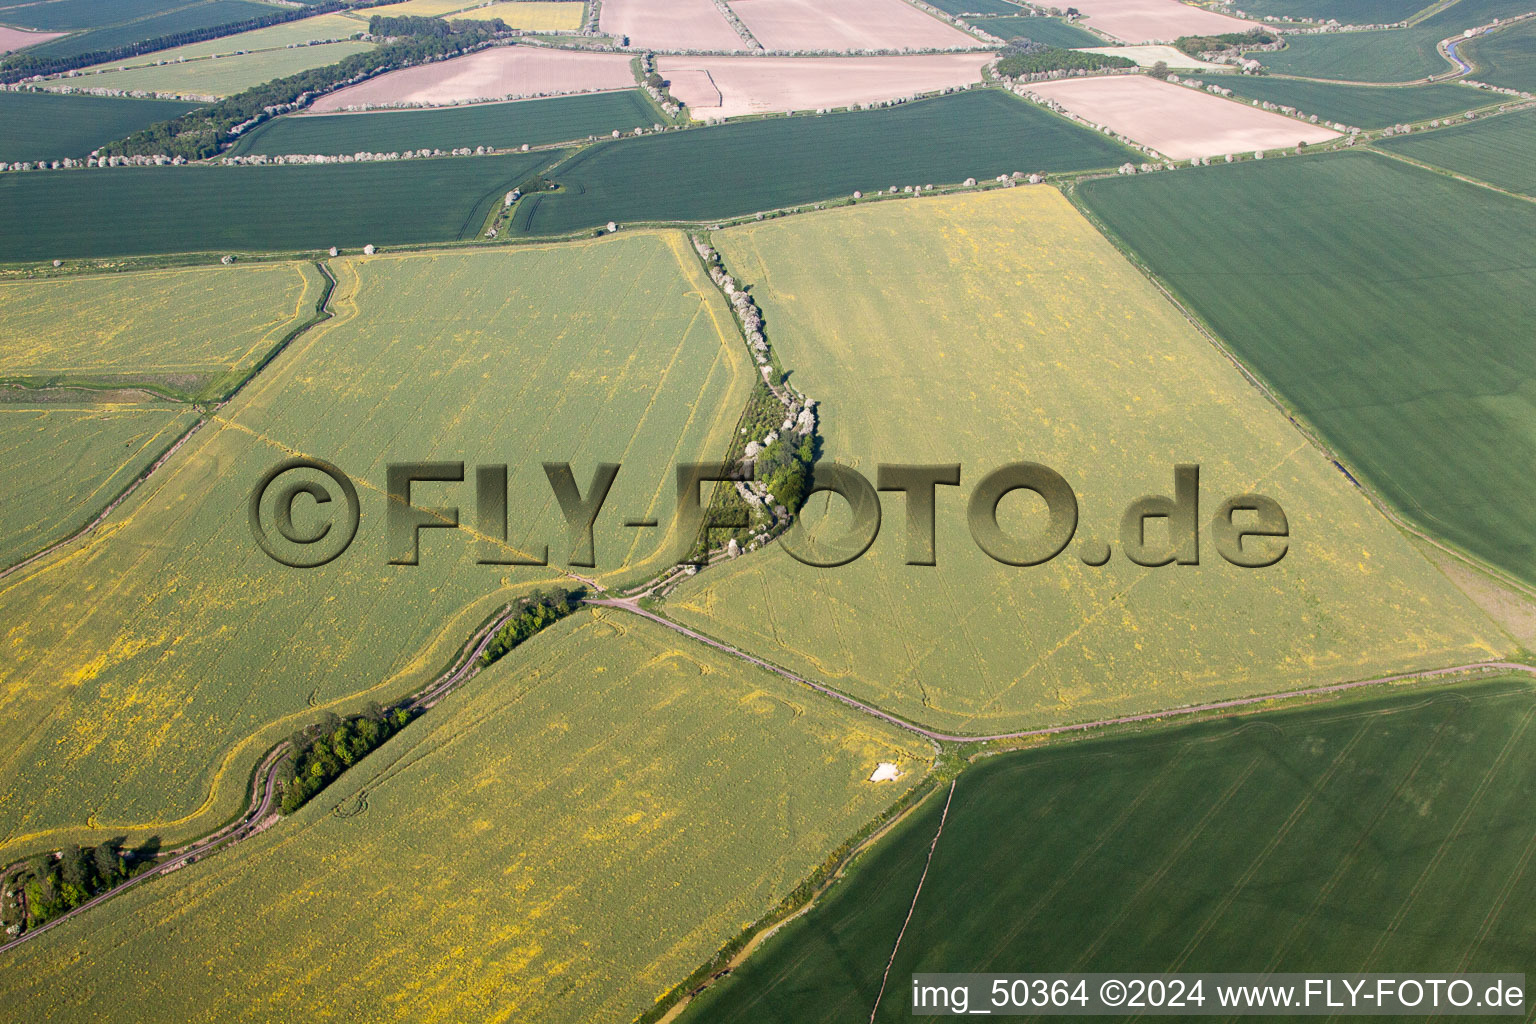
[1232,0,1431,23]
[0,610,932,1024]
[26,0,284,58]
[1213,76,1483,128]
[682,678,1536,1022]
[0,233,752,858]
[1462,16,1536,91]
[926,0,1024,15]
[232,90,657,156]
[962,14,1102,47]
[512,90,1135,237]
[0,403,197,568]
[1257,24,1455,81]
[0,92,195,163]
[0,150,555,261]
[1080,149,1536,588]
[1377,107,1536,195]
[0,262,325,401]
[0,0,188,31]
[87,11,363,67]
[48,39,374,98]
[666,189,1504,736]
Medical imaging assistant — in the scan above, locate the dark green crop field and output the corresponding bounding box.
[231,90,657,157]
[924,0,1023,16]
[25,0,281,58]
[1377,107,1536,195]
[683,679,1536,1023]
[1228,0,1430,23]
[0,0,187,31]
[1257,25,1455,81]
[0,150,556,260]
[962,14,1102,47]
[1461,17,1536,92]
[1079,150,1536,586]
[512,90,1135,236]
[1213,76,1483,128]
[0,92,196,163]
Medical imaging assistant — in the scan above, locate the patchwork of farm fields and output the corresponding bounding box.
[1257,25,1457,81]
[0,92,195,163]
[666,188,1505,735]
[0,262,325,401]
[1079,149,1536,588]
[0,233,752,858]
[233,90,657,156]
[1376,106,1536,196]
[512,89,1136,235]
[44,40,376,99]
[682,678,1536,1022]
[0,150,555,260]
[0,610,931,1024]
[85,12,366,69]
[449,2,585,30]
[1211,76,1485,129]
[0,403,198,569]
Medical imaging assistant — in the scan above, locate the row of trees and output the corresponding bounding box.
[98,20,511,159]
[15,839,145,928]
[279,705,410,815]
[479,588,586,667]
[995,39,1135,76]
[369,14,508,38]
[1172,29,1278,58]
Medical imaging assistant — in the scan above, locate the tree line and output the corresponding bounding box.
[1173,29,1277,58]
[10,838,152,930]
[98,19,511,160]
[279,704,410,815]
[995,38,1136,76]
[479,588,585,667]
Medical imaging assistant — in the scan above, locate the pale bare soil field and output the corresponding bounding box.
[1026,76,1339,158]
[0,26,64,52]
[1066,0,1262,44]
[658,53,991,119]
[601,0,748,51]
[308,45,637,111]
[1078,43,1227,69]
[729,0,981,51]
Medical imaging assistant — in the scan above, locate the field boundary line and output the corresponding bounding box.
[1063,174,1536,607]
[869,778,957,1023]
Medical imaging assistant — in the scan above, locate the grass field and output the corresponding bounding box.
[0,403,197,569]
[1080,149,1536,588]
[0,150,555,261]
[962,14,1103,47]
[665,189,1504,735]
[1376,107,1536,195]
[0,610,932,1023]
[48,39,375,98]
[511,90,1135,236]
[232,90,655,156]
[86,11,364,68]
[0,92,195,162]
[450,1,585,30]
[0,232,753,859]
[1212,76,1484,128]
[1462,16,1536,91]
[0,262,325,400]
[682,678,1536,1022]
[926,0,1024,14]
[26,0,284,59]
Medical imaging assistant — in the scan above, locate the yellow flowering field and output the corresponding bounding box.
[0,610,930,1023]
[667,188,1509,734]
[0,262,325,401]
[0,232,751,860]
